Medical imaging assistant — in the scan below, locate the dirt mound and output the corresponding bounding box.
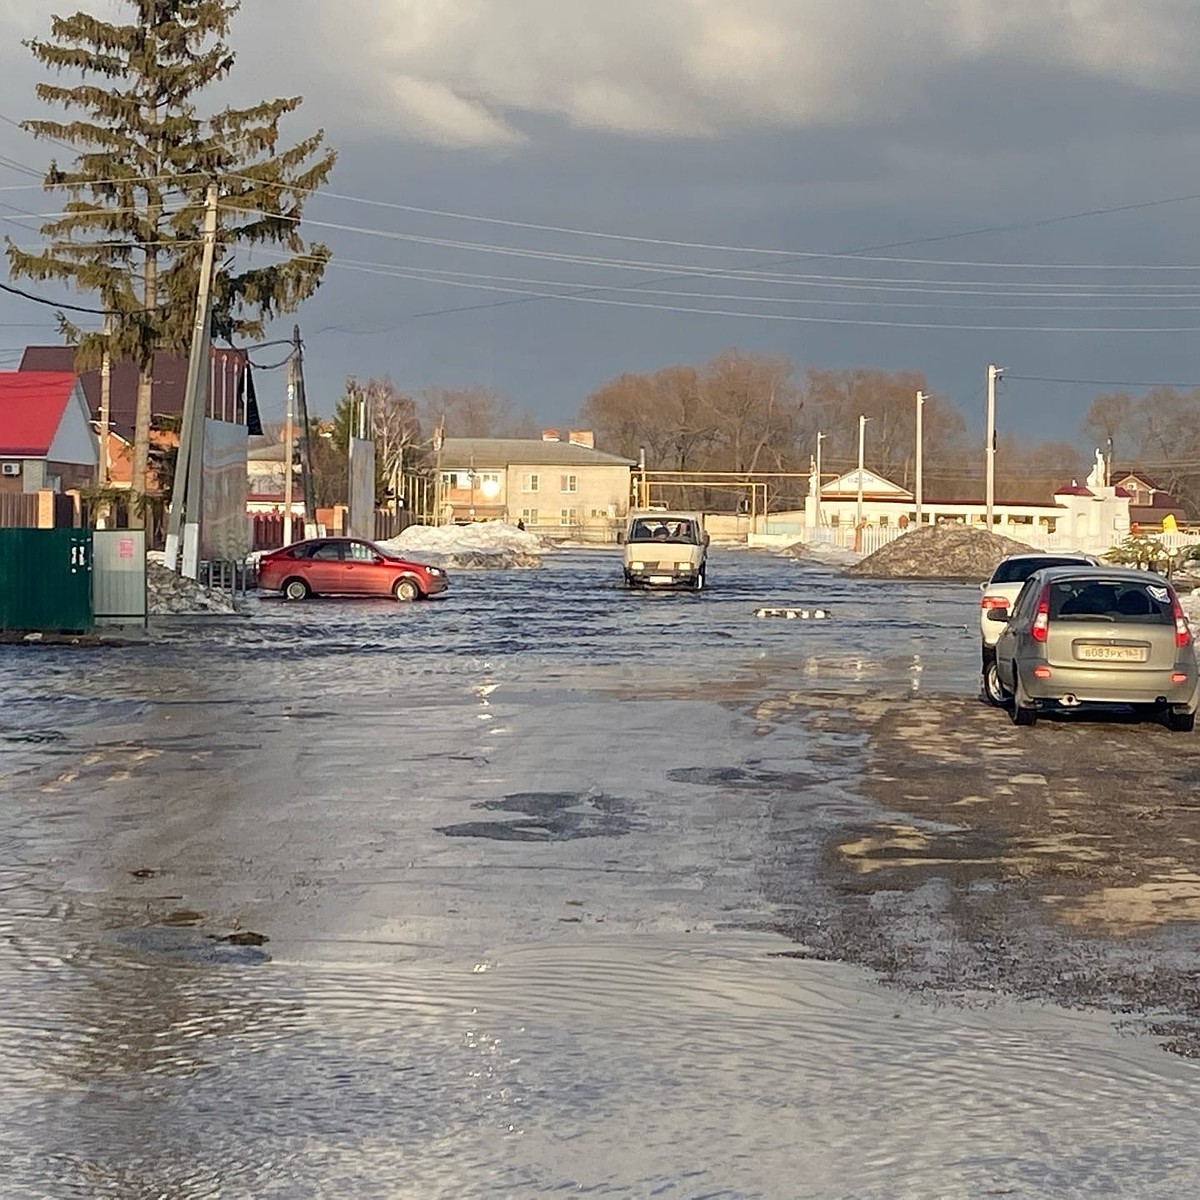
[847,524,1033,580]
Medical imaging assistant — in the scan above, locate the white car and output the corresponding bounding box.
[980,552,1099,704]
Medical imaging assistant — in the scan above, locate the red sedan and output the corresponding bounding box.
[257,537,449,602]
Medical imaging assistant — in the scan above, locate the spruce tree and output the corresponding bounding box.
[6,1,336,524]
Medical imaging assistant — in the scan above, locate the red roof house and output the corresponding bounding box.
[0,372,99,495]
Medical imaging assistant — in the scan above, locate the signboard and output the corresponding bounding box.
[201,418,250,561]
[347,437,376,540]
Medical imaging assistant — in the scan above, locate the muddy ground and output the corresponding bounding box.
[765,689,1200,1053]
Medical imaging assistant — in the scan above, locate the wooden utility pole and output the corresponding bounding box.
[165,182,220,576]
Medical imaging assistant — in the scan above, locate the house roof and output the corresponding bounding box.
[19,344,250,432]
[441,437,635,468]
[1054,483,1094,496]
[0,372,77,456]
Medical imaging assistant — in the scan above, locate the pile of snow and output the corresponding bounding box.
[848,524,1034,580]
[379,521,544,569]
[146,561,239,615]
[1181,587,1200,627]
[781,540,861,568]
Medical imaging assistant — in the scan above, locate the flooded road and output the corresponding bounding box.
[3,548,1200,1197]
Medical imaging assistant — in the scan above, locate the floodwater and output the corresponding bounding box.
[2,549,1199,1198]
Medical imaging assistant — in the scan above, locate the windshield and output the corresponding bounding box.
[1048,578,1174,624]
[628,518,698,544]
[991,556,1090,585]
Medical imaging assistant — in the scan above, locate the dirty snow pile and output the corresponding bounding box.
[781,540,861,568]
[146,560,239,615]
[1181,586,1200,627]
[379,521,544,569]
[847,524,1034,580]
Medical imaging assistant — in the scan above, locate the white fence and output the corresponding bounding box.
[805,524,1200,559]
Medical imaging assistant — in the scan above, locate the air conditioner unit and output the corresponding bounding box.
[1,462,21,477]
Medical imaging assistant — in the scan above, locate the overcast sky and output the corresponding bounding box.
[2,0,1200,451]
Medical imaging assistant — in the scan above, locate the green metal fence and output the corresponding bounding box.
[0,528,93,634]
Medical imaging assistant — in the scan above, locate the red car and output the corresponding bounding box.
[256,537,449,602]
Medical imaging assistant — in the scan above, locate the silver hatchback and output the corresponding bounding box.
[990,566,1199,730]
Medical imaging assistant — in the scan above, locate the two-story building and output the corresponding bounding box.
[438,429,635,540]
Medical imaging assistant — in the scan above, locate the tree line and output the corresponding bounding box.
[299,352,1110,515]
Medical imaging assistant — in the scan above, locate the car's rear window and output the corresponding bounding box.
[1048,579,1174,624]
[991,556,1089,585]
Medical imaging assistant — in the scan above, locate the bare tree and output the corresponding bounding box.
[418,386,532,437]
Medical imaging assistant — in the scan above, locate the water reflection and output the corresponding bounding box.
[3,551,1186,1197]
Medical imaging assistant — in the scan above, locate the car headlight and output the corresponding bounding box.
[427,566,443,575]
[630,560,645,570]
[676,561,693,571]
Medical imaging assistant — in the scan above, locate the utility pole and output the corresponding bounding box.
[856,413,868,530]
[289,324,316,535]
[283,355,296,546]
[985,364,1003,528]
[165,182,220,576]
[433,421,445,526]
[98,312,112,489]
[915,391,925,526]
[814,430,826,527]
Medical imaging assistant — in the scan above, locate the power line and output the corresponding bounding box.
[1007,374,1200,389]
[230,172,1200,272]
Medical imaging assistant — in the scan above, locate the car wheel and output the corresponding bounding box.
[1010,670,1037,726]
[1167,708,1196,733]
[283,577,310,601]
[981,651,1006,706]
[394,577,421,603]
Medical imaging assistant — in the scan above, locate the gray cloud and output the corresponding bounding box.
[260,0,1200,146]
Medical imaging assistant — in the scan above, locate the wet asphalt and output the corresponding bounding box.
[3,546,1200,1198]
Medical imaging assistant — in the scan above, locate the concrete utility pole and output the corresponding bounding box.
[915,391,925,526]
[433,421,445,526]
[284,350,297,547]
[814,430,826,526]
[985,364,1003,528]
[98,312,112,488]
[165,182,220,576]
[856,413,868,530]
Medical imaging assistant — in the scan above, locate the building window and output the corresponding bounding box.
[829,514,840,527]
[590,508,608,518]
[522,473,540,493]
[560,507,578,526]
[560,473,578,493]
[879,515,889,528]
[440,471,456,489]
[520,508,538,525]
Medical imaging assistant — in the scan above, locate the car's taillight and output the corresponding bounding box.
[980,594,1008,611]
[1172,596,1192,649]
[1031,587,1050,642]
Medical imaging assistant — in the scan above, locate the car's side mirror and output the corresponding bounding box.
[985,607,1010,622]
[979,582,987,593]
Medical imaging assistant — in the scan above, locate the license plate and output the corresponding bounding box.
[1075,644,1147,662]
[649,575,674,584]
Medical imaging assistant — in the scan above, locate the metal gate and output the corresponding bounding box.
[92,530,147,626]
[0,528,93,633]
